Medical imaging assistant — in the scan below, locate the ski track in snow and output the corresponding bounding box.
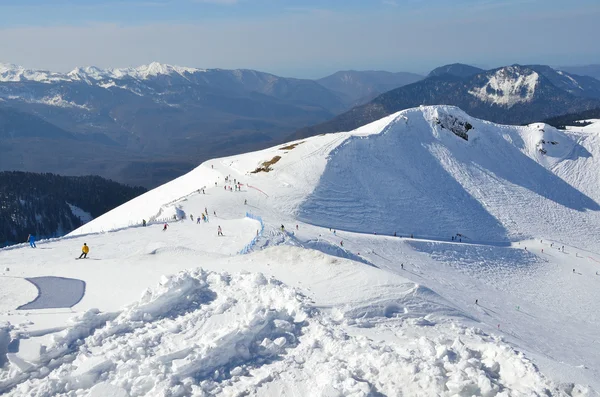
[1,106,600,396]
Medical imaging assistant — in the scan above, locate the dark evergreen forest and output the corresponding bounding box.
[0,171,146,247]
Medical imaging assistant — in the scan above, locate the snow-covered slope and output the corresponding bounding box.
[469,66,539,106]
[1,106,600,396]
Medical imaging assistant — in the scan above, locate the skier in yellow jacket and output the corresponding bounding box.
[79,243,89,259]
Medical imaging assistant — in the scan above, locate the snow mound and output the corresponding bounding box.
[1,269,565,396]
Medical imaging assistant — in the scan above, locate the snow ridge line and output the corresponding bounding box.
[239,213,265,254]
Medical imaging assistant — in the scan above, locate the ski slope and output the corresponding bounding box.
[1,106,599,396]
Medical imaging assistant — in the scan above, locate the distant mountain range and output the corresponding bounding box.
[558,64,600,81]
[316,70,423,106]
[2,61,599,188]
[0,62,422,187]
[291,64,600,140]
[0,171,145,247]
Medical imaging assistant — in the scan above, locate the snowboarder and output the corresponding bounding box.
[218,226,223,236]
[27,234,36,248]
[79,243,89,259]
[163,223,168,231]
[142,219,147,227]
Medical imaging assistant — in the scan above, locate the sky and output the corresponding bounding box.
[0,0,599,78]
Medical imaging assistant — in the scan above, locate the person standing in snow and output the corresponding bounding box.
[340,241,343,247]
[163,223,168,231]
[218,226,223,236]
[79,243,89,259]
[197,216,201,224]
[190,214,194,222]
[27,234,36,248]
[142,219,147,227]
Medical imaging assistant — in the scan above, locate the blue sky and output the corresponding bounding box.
[0,0,599,78]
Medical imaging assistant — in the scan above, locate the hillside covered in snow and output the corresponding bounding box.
[1,106,599,396]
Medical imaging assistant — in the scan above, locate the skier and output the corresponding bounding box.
[190,214,194,221]
[214,211,216,216]
[142,219,147,227]
[333,230,336,236]
[27,234,36,248]
[475,299,478,305]
[296,225,299,230]
[244,199,247,205]
[340,240,343,247]
[163,223,168,231]
[79,243,89,259]
[197,217,201,224]
[394,231,397,237]
[281,225,285,232]
[401,263,404,270]
[218,226,223,236]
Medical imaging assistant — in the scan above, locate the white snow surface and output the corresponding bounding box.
[67,203,94,224]
[1,106,599,396]
[469,67,539,106]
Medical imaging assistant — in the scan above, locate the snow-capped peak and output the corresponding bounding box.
[1,62,205,84]
[0,62,71,83]
[469,66,539,107]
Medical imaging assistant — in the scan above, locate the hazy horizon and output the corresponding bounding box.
[0,0,599,79]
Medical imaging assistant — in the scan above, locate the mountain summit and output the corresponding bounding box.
[292,64,600,140]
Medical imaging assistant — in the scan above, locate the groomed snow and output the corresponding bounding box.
[1,106,599,396]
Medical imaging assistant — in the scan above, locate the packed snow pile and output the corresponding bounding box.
[1,269,572,397]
